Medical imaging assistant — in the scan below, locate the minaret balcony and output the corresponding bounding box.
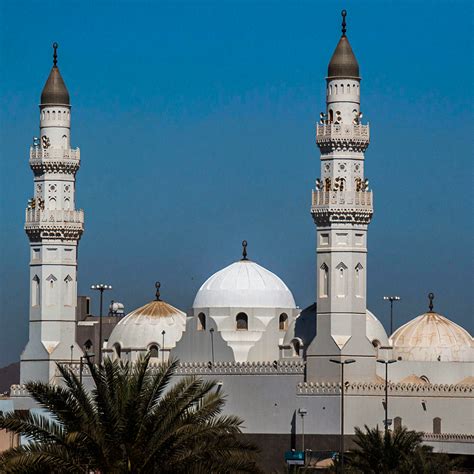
[316,124,370,152]
[29,147,80,175]
[311,190,373,226]
[25,209,84,241]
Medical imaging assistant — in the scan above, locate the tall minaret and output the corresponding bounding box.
[306,12,376,382]
[21,43,84,384]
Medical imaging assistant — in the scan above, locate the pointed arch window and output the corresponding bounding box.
[355,263,364,298]
[433,417,441,434]
[64,275,73,306]
[46,274,57,306]
[336,262,348,297]
[197,312,206,331]
[236,312,248,330]
[279,313,288,331]
[32,275,40,307]
[394,417,402,430]
[291,339,302,357]
[319,263,329,298]
[113,343,121,360]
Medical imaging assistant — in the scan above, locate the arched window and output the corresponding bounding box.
[64,275,73,306]
[113,343,121,359]
[433,417,441,434]
[319,263,329,298]
[32,275,40,307]
[355,263,363,298]
[84,339,93,351]
[336,262,348,297]
[329,110,334,123]
[372,339,381,349]
[335,84,338,94]
[341,84,344,94]
[292,339,301,357]
[236,312,248,330]
[394,417,402,430]
[279,313,288,331]
[197,312,206,331]
[148,344,159,358]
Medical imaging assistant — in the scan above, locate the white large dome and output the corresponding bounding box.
[193,259,296,309]
[366,310,389,347]
[389,311,473,362]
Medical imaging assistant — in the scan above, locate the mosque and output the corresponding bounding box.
[7,10,474,468]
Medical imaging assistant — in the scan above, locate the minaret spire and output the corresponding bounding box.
[307,11,374,383]
[53,42,58,67]
[341,9,347,37]
[21,44,84,384]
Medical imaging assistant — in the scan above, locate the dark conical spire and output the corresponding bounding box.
[327,10,360,79]
[41,42,70,105]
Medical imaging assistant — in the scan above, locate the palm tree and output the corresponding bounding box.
[342,425,458,474]
[0,355,261,473]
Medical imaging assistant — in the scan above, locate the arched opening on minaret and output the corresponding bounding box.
[31,275,40,307]
[319,263,329,298]
[329,110,334,123]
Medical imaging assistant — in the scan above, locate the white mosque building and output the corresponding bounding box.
[8,10,474,469]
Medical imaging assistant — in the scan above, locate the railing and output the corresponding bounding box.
[312,191,373,208]
[316,123,370,141]
[25,209,84,225]
[30,147,80,161]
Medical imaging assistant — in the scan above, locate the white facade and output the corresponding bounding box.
[20,45,84,383]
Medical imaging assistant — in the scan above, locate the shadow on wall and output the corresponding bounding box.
[295,303,317,356]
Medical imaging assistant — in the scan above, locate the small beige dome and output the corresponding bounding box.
[390,312,473,362]
[107,298,186,352]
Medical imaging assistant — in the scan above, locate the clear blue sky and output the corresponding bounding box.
[0,0,473,367]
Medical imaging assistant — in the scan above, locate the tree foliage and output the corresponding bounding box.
[341,425,459,474]
[0,355,261,473]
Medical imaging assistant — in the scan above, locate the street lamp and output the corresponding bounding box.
[161,330,166,364]
[298,408,307,453]
[376,359,397,435]
[91,283,112,364]
[209,328,215,365]
[383,296,401,335]
[330,358,356,473]
[79,351,95,384]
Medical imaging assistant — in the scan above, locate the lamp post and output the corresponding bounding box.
[161,330,166,364]
[298,408,307,453]
[376,359,397,435]
[383,296,400,335]
[91,283,112,364]
[330,359,356,473]
[79,351,95,384]
[209,328,215,365]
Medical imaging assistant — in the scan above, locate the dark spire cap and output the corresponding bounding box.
[40,42,70,105]
[327,11,360,79]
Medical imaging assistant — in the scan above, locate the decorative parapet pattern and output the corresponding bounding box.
[173,360,305,375]
[422,433,474,442]
[25,209,84,241]
[311,190,373,226]
[316,124,370,153]
[29,147,80,175]
[297,381,474,397]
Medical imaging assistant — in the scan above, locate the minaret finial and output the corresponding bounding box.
[241,240,248,261]
[428,292,434,312]
[155,281,161,301]
[341,10,347,37]
[53,42,58,67]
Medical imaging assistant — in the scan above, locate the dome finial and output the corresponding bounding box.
[155,281,161,301]
[428,292,434,312]
[241,240,248,261]
[53,42,58,67]
[341,10,347,37]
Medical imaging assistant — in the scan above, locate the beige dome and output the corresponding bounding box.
[390,312,473,362]
[107,299,186,351]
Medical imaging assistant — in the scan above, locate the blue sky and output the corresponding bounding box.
[0,0,473,367]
